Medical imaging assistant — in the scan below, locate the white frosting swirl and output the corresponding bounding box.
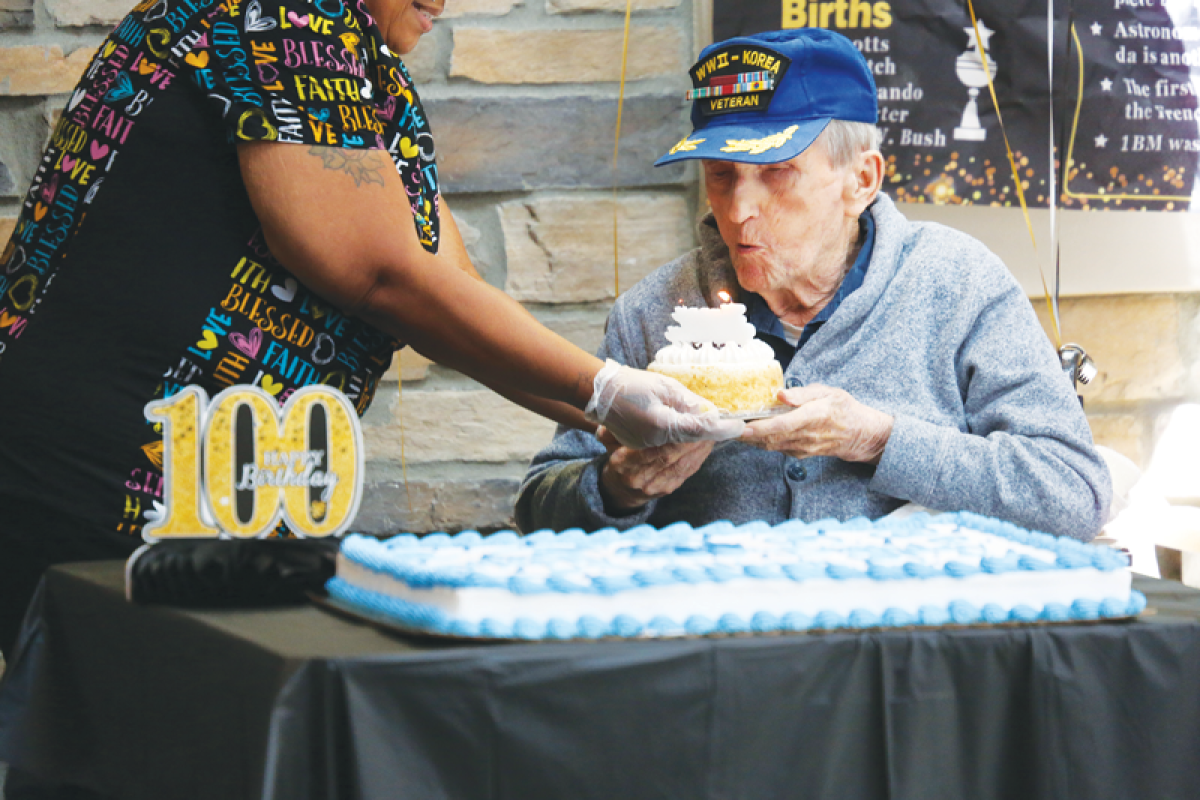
[653,304,776,366]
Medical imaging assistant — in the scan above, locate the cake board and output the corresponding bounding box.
[310,590,1148,645]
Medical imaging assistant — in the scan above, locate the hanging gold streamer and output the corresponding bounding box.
[966,0,1063,349]
[612,0,634,299]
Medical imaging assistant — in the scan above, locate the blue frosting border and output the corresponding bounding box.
[325,577,1148,641]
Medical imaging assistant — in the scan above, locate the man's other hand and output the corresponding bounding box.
[741,385,893,464]
[595,426,715,512]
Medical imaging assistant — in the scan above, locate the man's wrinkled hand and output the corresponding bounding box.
[597,432,715,512]
[740,385,893,464]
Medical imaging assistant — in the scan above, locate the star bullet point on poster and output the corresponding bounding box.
[1091,22,1102,36]
[1095,133,1108,148]
[964,20,995,52]
[1100,78,1113,91]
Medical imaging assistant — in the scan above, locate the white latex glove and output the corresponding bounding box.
[584,360,744,449]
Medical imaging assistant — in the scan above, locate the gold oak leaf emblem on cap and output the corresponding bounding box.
[669,135,707,155]
[721,125,800,155]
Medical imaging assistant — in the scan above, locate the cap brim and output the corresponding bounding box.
[654,118,831,167]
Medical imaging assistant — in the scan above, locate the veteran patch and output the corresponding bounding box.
[689,44,791,118]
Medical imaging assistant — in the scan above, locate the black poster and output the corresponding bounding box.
[713,1,1200,211]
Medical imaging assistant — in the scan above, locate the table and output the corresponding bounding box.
[2,562,1199,800]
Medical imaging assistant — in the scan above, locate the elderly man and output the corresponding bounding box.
[516,28,1111,541]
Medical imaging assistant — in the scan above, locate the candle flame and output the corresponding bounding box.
[717,290,732,304]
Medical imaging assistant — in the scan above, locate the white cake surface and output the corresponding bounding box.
[325,513,1143,640]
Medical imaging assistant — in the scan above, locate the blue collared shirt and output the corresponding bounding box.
[742,209,876,368]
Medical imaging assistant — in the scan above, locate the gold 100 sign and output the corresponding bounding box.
[142,385,364,540]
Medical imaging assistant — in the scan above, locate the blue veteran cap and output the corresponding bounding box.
[655,28,878,167]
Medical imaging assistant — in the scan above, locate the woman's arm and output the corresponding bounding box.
[238,142,602,409]
[237,141,742,447]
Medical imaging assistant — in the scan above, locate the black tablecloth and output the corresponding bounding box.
[1,562,1199,800]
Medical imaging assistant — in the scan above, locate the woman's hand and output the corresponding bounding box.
[741,385,892,463]
[585,360,745,448]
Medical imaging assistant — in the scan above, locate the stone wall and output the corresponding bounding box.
[1,1,1192,536]
[1034,294,1200,472]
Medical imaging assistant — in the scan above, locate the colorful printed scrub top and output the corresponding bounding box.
[0,0,439,548]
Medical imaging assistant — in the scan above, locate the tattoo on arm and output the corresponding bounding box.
[308,146,387,188]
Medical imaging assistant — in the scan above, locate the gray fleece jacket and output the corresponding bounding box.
[516,194,1111,541]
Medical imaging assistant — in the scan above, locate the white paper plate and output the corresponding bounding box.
[720,405,793,421]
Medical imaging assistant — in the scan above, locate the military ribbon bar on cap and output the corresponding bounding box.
[688,44,791,117]
[686,72,774,101]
